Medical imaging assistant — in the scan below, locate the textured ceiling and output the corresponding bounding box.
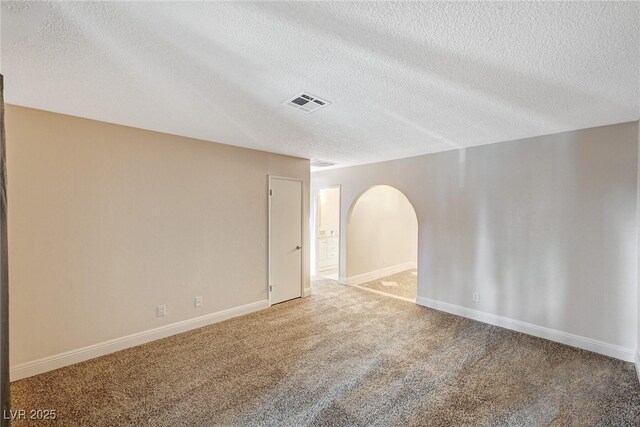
[1,1,639,167]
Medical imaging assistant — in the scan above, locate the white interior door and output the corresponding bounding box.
[270,177,302,305]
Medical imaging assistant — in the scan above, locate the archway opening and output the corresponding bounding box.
[347,185,418,302]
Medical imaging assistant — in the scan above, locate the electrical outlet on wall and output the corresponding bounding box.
[194,296,203,307]
[156,304,167,317]
[472,292,479,303]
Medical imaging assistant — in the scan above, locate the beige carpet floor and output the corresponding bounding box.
[357,269,417,300]
[11,278,640,426]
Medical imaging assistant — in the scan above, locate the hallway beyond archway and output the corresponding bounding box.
[346,185,418,301]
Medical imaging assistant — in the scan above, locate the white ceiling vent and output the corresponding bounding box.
[284,93,331,114]
[310,159,337,168]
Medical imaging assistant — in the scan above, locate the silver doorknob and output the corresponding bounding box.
[296,245,301,250]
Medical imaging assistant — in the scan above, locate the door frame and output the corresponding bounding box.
[268,175,304,307]
[314,185,341,279]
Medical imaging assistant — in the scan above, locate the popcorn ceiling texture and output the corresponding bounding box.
[10,278,640,426]
[1,1,639,166]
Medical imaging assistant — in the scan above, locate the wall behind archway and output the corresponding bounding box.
[347,185,417,277]
[311,121,638,361]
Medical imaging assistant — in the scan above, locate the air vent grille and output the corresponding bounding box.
[284,93,331,113]
[311,159,336,168]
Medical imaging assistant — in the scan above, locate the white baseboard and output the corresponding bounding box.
[343,262,417,286]
[303,287,312,297]
[10,299,270,381]
[416,297,634,362]
[635,350,640,384]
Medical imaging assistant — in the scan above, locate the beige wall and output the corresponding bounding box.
[313,121,638,359]
[347,185,417,277]
[6,105,309,367]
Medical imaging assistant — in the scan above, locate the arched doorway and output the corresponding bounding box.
[346,185,418,302]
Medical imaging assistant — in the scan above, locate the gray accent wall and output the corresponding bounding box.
[313,121,639,357]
